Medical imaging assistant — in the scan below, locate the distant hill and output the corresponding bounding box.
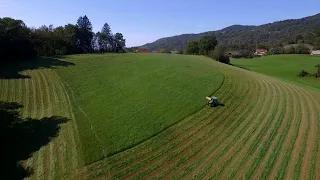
[141,13,320,51]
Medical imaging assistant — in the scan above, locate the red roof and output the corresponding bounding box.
[256,49,268,53]
[135,49,152,53]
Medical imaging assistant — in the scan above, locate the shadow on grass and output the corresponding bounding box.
[230,64,252,71]
[0,101,68,179]
[0,56,74,79]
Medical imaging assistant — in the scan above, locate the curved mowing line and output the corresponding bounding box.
[39,70,53,116]
[202,76,276,179]
[86,73,239,179]
[84,75,232,176]
[163,75,261,179]
[291,86,313,180]
[244,82,296,180]
[273,86,303,180]
[23,77,30,118]
[148,75,264,179]
[161,76,266,179]
[98,77,241,179]
[202,77,282,180]
[299,90,318,180]
[221,76,283,179]
[86,72,226,169]
[63,80,107,158]
[49,71,79,173]
[249,82,296,179]
[308,92,320,180]
[54,71,82,161]
[300,90,320,180]
[130,77,255,179]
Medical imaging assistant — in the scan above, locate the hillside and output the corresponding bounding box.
[2,54,320,179]
[142,13,320,50]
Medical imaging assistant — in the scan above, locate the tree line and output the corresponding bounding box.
[183,35,230,64]
[0,15,126,62]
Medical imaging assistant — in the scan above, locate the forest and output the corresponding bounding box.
[0,15,126,62]
[141,13,320,52]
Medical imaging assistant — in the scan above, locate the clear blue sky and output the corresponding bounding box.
[0,0,319,47]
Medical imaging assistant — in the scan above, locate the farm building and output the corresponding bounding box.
[135,49,152,53]
[311,50,320,55]
[254,49,268,56]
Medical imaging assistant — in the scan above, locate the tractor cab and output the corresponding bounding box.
[207,96,219,107]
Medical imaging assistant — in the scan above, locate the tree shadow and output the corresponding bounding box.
[0,56,74,79]
[0,101,68,179]
[230,64,252,71]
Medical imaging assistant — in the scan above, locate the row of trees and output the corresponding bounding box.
[268,44,311,55]
[184,35,230,64]
[0,15,126,61]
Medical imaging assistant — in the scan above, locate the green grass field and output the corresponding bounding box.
[231,54,320,90]
[2,53,320,180]
[56,53,224,163]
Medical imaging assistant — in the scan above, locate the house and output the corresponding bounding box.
[311,50,320,55]
[135,49,152,53]
[254,49,268,56]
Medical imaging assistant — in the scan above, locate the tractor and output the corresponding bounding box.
[206,96,219,107]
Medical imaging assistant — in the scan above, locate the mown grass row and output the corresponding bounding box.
[165,77,266,179]
[250,82,295,180]
[0,69,81,180]
[89,69,255,179]
[155,76,265,179]
[85,75,239,179]
[84,70,242,179]
[201,77,280,179]
[82,73,231,173]
[84,75,231,176]
[132,77,255,179]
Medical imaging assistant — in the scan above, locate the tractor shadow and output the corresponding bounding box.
[0,101,68,179]
[0,56,74,79]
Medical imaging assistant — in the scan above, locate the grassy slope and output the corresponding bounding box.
[56,53,224,163]
[231,54,320,90]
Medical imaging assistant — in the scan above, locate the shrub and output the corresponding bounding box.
[297,69,310,77]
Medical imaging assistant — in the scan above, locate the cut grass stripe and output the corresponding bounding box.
[243,83,294,179]
[201,77,274,179]
[218,77,282,179]
[86,74,239,178]
[147,77,263,179]
[165,77,260,179]
[274,87,302,179]
[249,82,296,179]
[84,76,235,177]
[201,78,281,179]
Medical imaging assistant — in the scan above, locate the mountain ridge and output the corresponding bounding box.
[141,13,320,51]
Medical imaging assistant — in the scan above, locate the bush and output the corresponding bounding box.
[297,69,310,77]
[295,44,310,54]
[209,46,230,64]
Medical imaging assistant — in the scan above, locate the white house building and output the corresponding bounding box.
[311,50,320,55]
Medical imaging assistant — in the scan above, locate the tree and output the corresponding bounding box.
[269,46,285,55]
[0,17,35,61]
[113,33,126,52]
[285,46,295,54]
[186,41,199,55]
[295,44,310,54]
[76,15,93,53]
[210,45,230,64]
[199,35,218,56]
[98,23,114,52]
[63,24,78,54]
